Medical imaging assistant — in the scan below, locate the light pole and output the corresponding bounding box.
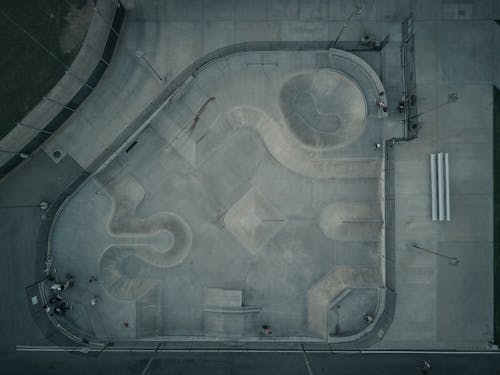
[93,6,120,36]
[0,10,95,91]
[410,243,460,265]
[0,149,30,159]
[17,122,53,135]
[136,50,165,82]
[0,201,50,210]
[409,93,459,120]
[329,0,362,49]
[43,96,76,112]
[82,41,109,66]
[301,344,314,375]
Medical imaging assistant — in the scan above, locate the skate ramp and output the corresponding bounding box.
[280,70,367,149]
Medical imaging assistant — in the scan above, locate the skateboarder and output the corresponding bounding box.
[364,313,374,323]
[48,295,63,305]
[398,97,406,113]
[43,304,53,316]
[50,276,73,292]
[376,96,388,113]
[262,324,272,335]
[54,302,71,316]
[421,360,432,374]
[90,296,101,306]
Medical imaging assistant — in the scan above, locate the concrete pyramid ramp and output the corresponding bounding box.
[224,187,286,254]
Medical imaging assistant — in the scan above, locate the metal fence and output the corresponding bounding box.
[401,13,418,139]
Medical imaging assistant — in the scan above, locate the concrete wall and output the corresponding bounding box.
[495,23,500,88]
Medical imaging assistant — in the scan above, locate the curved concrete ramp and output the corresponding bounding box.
[99,174,193,300]
[280,70,367,149]
[226,106,381,179]
[100,247,159,300]
[320,202,383,242]
[308,266,382,339]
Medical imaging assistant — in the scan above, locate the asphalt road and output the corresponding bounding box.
[2,351,500,375]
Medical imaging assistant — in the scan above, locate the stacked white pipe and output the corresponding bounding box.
[430,153,450,221]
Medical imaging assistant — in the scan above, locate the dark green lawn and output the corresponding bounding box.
[494,85,500,344]
[0,0,89,139]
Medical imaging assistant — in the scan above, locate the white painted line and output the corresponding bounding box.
[445,153,450,221]
[140,356,154,375]
[15,345,500,355]
[430,153,437,221]
[437,152,445,221]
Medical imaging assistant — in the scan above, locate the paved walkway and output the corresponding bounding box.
[374,14,495,349]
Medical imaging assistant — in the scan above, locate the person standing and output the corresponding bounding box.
[90,296,101,306]
[50,275,73,292]
[262,324,272,335]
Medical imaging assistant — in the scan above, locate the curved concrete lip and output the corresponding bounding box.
[320,202,383,242]
[280,69,367,149]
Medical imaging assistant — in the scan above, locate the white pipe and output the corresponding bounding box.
[430,154,437,221]
[445,153,450,221]
[437,153,445,221]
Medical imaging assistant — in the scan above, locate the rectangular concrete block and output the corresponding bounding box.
[205,288,242,308]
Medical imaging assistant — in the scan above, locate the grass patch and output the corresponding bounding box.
[0,0,91,139]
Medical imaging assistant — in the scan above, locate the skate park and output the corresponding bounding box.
[49,48,389,343]
[0,0,498,373]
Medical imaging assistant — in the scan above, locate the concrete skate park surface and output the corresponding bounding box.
[50,49,387,342]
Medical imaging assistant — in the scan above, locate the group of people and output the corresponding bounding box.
[44,295,71,316]
[49,278,73,293]
[376,93,408,114]
[43,273,103,317]
[44,275,73,316]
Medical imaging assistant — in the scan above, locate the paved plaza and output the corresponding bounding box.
[38,0,497,350]
[0,2,499,374]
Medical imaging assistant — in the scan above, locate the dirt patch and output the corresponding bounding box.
[0,0,95,139]
[59,0,94,54]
